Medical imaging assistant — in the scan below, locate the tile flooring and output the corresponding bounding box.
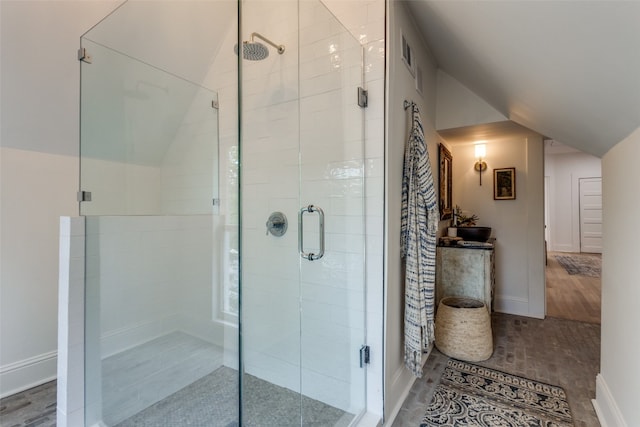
[100,332,224,425]
[114,366,352,427]
[392,313,601,427]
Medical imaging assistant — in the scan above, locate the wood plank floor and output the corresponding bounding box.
[0,380,56,427]
[546,251,601,324]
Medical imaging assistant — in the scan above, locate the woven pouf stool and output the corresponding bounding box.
[435,296,493,362]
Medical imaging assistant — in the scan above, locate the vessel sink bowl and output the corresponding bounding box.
[456,226,492,242]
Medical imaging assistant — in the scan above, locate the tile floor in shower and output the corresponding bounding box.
[100,331,353,427]
[100,331,224,425]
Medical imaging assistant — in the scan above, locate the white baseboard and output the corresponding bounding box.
[493,295,529,317]
[383,367,414,426]
[551,244,577,252]
[593,373,628,427]
[100,315,181,358]
[383,348,431,426]
[99,312,231,360]
[0,350,57,398]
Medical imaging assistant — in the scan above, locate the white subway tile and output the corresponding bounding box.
[244,351,300,393]
[301,368,351,411]
[301,283,365,311]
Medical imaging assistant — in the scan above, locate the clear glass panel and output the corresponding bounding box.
[239,0,302,423]
[298,2,366,424]
[80,38,219,216]
[81,1,239,426]
[240,0,366,425]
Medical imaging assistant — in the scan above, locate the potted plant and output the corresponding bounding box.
[453,205,479,227]
[452,206,491,242]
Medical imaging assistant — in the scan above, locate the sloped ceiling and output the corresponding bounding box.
[84,1,234,87]
[405,0,640,157]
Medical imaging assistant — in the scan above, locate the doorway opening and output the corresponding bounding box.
[544,140,602,324]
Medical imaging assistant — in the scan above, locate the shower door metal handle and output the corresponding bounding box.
[298,205,325,261]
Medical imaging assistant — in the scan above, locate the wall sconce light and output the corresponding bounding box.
[474,143,487,185]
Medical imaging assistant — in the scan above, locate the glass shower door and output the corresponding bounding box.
[298,1,367,423]
[240,0,367,424]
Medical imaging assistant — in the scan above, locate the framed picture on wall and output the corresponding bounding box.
[494,167,516,200]
[439,144,453,219]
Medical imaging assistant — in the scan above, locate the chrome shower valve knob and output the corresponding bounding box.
[266,212,288,237]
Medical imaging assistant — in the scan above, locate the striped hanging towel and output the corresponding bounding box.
[400,105,439,378]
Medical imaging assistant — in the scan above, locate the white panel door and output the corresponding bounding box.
[579,177,602,253]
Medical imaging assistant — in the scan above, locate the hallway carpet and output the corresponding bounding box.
[554,254,601,278]
[393,313,600,427]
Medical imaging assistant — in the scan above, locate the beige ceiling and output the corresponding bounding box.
[405,0,640,158]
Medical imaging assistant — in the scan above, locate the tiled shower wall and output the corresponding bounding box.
[84,215,223,358]
[240,0,303,403]
[241,0,384,414]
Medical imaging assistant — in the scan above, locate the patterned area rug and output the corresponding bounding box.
[555,254,601,277]
[421,359,573,426]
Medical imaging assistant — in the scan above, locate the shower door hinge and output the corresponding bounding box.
[77,191,92,202]
[357,87,368,108]
[211,100,219,109]
[212,198,220,206]
[78,48,92,64]
[359,345,370,368]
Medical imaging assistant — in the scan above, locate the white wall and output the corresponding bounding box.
[544,150,601,252]
[384,2,447,423]
[593,126,640,427]
[431,62,546,320]
[449,133,546,318]
[0,148,78,397]
[0,0,120,398]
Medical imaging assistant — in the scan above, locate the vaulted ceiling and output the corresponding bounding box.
[405,0,640,157]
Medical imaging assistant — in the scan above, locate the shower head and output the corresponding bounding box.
[234,32,285,61]
[241,41,270,61]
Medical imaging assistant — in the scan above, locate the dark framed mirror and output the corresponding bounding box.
[439,143,452,220]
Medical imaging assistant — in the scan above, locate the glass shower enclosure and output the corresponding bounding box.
[79,1,367,425]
